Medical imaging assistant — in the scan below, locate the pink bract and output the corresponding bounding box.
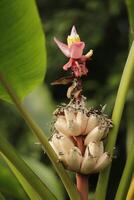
[54,37,85,59]
[63,58,88,77]
[69,42,85,59]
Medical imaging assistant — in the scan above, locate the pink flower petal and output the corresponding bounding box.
[71,59,88,77]
[63,58,73,70]
[80,64,88,76]
[69,42,85,59]
[54,37,70,57]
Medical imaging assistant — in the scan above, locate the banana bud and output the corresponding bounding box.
[49,133,63,156]
[76,111,88,134]
[49,133,74,156]
[66,147,82,172]
[59,134,75,152]
[93,152,111,172]
[88,141,104,158]
[84,126,106,145]
[55,116,72,136]
[80,145,97,174]
[85,114,98,134]
[64,109,81,135]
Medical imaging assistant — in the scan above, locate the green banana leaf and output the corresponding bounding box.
[24,157,65,200]
[0,192,5,200]
[24,85,56,134]
[0,135,57,200]
[1,153,41,200]
[0,0,46,102]
[0,154,64,200]
[0,160,27,199]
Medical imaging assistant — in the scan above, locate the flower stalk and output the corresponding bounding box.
[76,174,89,200]
[76,136,88,200]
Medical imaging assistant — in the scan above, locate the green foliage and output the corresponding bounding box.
[1,153,41,200]
[24,157,65,200]
[24,85,56,134]
[0,0,46,102]
[0,154,64,200]
[0,134,57,200]
[0,192,5,200]
[96,41,134,200]
[0,161,27,199]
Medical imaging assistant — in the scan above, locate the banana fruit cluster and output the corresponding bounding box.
[49,97,113,174]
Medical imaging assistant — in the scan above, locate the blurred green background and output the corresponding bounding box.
[0,0,133,199]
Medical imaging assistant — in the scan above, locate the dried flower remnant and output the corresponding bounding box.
[54,26,93,77]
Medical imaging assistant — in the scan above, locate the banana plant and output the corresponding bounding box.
[0,0,134,200]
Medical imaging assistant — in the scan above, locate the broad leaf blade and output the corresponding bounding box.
[0,135,57,200]
[0,0,46,102]
[0,161,27,199]
[24,157,65,200]
[1,153,41,200]
[0,192,5,200]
